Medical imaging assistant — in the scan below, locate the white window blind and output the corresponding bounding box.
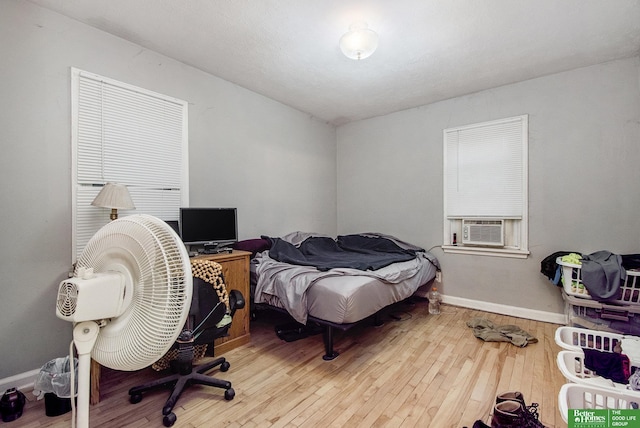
[445,115,527,218]
[72,68,188,260]
[442,115,529,258]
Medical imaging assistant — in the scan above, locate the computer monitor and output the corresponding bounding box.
[179,208,238,248]
[164,220,180,236]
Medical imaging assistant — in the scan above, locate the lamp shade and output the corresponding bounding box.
[91,183,135,210]
[339,22,379,60]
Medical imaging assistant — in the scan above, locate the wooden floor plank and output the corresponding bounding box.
[16,302,568,427]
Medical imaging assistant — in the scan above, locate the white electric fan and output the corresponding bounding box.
[56,214,192,428]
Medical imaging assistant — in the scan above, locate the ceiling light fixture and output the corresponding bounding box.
[339,21,378,60]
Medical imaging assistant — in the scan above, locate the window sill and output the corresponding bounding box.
[442,245,530,259]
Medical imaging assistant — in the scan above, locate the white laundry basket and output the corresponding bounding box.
[555,326,640,369]
[562,291,640,335]
[556,350,631,390]
[555,326,625,353]
[557,257,640,303]
[558,383,640,424]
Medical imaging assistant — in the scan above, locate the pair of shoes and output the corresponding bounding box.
[496,391,525,405]
[491,391,546,428]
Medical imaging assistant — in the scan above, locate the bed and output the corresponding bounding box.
[238,232,440,360]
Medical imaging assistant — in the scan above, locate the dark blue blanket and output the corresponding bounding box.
[266,234,421,272]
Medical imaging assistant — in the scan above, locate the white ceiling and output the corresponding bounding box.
[28,0,640,125]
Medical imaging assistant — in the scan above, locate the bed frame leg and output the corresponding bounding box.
[322,325,339,361]
[373,312,384,327]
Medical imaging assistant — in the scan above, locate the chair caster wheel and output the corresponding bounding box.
[221,361,231,372]
[129,394,142,404]
[225,388,235,400]
[163,412,177,427]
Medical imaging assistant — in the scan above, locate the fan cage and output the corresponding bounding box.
[57,281,79,318]
[75,214,192,371]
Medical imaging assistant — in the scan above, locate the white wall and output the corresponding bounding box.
[0,0,336,379]
[337,56,640,316]
[2,0,639,384]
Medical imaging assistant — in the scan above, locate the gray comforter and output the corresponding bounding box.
[253,232,439,324]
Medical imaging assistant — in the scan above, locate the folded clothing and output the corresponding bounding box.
[583,348,630,384]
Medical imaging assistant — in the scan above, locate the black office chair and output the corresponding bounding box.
[129,260,245,427]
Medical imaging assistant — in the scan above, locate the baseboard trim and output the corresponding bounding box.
[442,295,567,325]
[0,368,39,395]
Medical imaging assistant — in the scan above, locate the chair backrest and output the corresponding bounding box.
[189,259,231,345]
[190,277,228,343]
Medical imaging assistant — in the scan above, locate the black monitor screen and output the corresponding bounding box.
[180,208,238,246]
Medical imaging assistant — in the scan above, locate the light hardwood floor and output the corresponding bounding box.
[17,301,568,427]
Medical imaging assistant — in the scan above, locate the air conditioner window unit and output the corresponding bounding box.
[462,219,504,246]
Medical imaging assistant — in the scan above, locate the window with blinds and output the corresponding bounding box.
[71,68,189,260]
[443,115,529,258]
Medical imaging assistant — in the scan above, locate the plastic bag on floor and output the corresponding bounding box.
[33,356,78,399]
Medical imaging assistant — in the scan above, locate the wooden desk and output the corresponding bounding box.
[193,250,251,355]
[90,250,251,404]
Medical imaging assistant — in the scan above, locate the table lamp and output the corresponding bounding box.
[91,182,135,221]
